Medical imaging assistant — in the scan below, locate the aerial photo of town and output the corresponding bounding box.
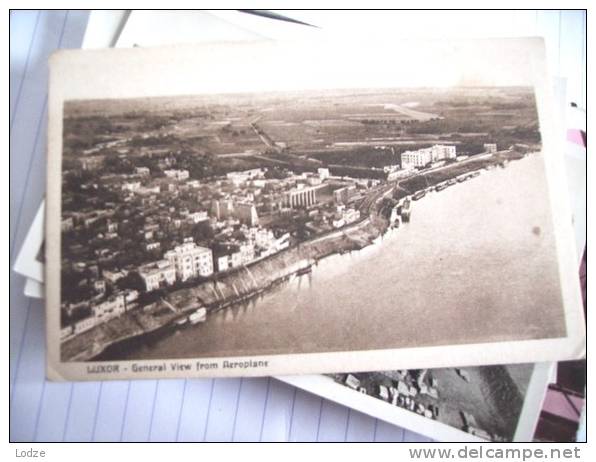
[59,87,542,361]
[331,364,534,442]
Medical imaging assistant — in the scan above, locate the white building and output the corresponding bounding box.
[92,294,126,321]
[248,227,276,250]
[61,217,74,231]
[164,169,190,180]
[284,184,320,209]
[484,143,497,153]
[164,239,214,281]
[401,149,432,169]
[188,211,209,224]
[401,145,456,169]
[122,181,141,192]
[343,208,361,225]
[146,242,161,251]
[138,259,176,291]
[227,168,265,186]
[216,251,242,272]
[74,316,96,335]
[239,242,256,264]
[318,168,330,180]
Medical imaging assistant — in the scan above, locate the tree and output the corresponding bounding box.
[117,272,146,292]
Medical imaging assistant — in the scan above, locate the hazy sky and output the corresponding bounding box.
[50,38,545,101]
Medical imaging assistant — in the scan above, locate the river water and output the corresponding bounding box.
[105,154,567,360]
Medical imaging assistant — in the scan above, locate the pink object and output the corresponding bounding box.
[567,129,586,147]
[542,388,584,422]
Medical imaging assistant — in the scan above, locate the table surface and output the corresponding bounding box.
[9,10,586,442]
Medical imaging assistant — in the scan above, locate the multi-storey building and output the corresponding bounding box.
[318,168,330,180]
[92,294,126,321]
[239,242,256,264]
[401,149,433,169]
[138,259,176,291]
[430,144,457,161]
[164,239,214,281]
[401,144,457,169]
[234,202,259,226]
[333,185,357,204]
[284,185,320,209]
[211,199,259,226]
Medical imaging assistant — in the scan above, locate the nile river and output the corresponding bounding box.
[103,153,567,360]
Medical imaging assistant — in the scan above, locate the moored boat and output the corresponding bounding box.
[189,307,207,325]
[412,190,426,201]
[175,317,188,326]
[296,265,312,276]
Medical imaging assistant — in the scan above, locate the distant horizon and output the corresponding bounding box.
[64,86,536,117]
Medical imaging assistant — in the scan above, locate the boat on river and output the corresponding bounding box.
[296,265,312,276]
[175,317,188,326]
[412,190,426,201]
[189,307,207,325]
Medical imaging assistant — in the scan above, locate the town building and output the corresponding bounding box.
[239,242,256,265]
[211,199,259,226]
[146,242,161,251]
[78,155,104,171]
[333,185,357,204]
[61,217,74,231]
[284,185,320,209]
[73,316,96,335]
[430,144,457,161]
[214,248,243,272]
[318,168,330,180]
[138,259,176,291]
[92,294,126,321]
[484,143,498,153]
[401,149,432,168]
[234,202,259,226]
[401,144,457,169]
[122,181,141,192]
[164,169,190,180]
[164,239,214,281]
[187,211,209,224]
[226,168,266,186]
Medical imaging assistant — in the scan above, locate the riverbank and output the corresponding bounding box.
[62,213,387,361]
[393,149,530,200]
[61,149,534,362]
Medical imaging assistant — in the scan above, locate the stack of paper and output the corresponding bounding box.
[13,10,586,442]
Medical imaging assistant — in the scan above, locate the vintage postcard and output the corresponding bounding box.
[279,362,553,442]
[46,38,585,380]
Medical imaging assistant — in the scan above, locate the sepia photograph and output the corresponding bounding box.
[280,362,553,442]
[45,39,585,380]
